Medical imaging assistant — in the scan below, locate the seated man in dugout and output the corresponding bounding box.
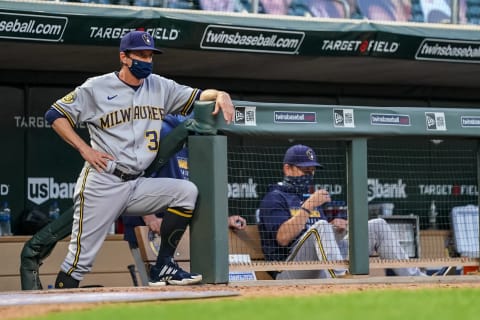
[257,144,427,280]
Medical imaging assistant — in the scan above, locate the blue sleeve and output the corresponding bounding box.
[122,213,165,246]
[258,190,295,261]
[195,89,202,101]
[149,114,190,179]
[122,216,145,246]
[45,107,66,125]
[154,148,188,179]
[258,191,291,235]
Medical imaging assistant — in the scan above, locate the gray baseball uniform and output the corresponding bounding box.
[51,72,200,280]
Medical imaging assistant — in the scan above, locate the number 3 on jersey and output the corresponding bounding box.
[145,130,159,151]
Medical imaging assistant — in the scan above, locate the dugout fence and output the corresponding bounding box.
[188,101,480,283]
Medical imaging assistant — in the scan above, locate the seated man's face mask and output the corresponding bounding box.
[284,174,314,195]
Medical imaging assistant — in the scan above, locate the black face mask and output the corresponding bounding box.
[284,174,314,196]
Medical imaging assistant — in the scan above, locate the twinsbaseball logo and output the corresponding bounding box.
[28,177,76,205]
[274,111,316,123]
[201,25,304,54]
[0,12,68,42]
[461,116,480,128]
[370,113,411,126]
[415,38,480,63]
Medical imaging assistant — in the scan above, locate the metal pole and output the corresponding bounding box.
[347,138,369,275]
[335,0,351,18]
[251,0,259,13]
[451,0,459,24]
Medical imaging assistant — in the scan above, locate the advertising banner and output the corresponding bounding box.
[2,1,480,63]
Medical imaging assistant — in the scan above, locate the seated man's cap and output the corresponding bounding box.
[283,144,323,168]
[120,31,163,54]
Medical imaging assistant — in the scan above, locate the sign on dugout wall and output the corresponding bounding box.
[0,1,479,237]
[2,0,480,63]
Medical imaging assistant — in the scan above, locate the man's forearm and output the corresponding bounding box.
[276,210,310,246]
[52,118,89,153]
[200,89,224,101]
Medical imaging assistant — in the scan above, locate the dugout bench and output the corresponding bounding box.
[132,222,480,285]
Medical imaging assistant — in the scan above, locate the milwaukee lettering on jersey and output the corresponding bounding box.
[100,106,165,129]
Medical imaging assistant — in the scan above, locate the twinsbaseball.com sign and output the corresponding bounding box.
[0,12,68,42]
[415,38,480,63]
[201,25,304,54]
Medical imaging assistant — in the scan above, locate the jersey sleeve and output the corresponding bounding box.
[159,76,201,116]
[258,190,294,261]
[50,83,93,127]
[45,107,66,125]
[259,191,292,235]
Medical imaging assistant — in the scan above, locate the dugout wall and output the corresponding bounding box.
[2,0,480,237]
[189,101,480,282]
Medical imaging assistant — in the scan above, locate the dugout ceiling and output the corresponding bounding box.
[2,1,480,103]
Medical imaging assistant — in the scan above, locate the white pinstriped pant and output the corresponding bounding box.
[60,165,198,281]
[276,218,425,280]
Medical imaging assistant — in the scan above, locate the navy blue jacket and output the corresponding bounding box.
[258,182,347,262]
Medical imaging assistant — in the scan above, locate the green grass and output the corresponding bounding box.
[27,287,480,320]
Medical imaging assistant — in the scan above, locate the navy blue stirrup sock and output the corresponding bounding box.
[156,207,192,265]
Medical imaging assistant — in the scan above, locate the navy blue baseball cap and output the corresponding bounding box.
[120,31,163,54]
[283,144,323,168]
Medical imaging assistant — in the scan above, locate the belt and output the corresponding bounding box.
[112,168,142,181]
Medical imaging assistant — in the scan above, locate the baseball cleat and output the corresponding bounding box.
[148,278,167,287]
[149,258,202,286]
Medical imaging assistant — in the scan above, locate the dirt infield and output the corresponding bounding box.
[2,276,480,320]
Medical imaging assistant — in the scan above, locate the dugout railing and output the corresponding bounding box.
[188,101,480,283]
